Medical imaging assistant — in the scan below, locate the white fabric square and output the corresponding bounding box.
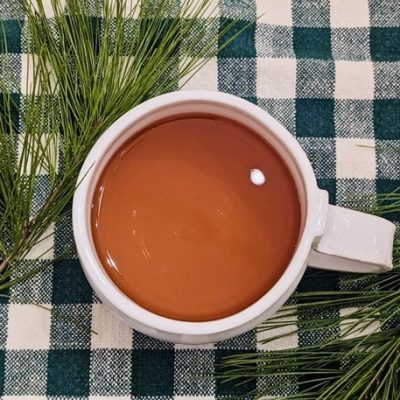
[21,54,37,96]
[6,304,51,350]
[340,307,380,339]
[330,0,370,28]
[181,0,219,18]
[180,58,218,91]
[24,223,54,260]
[30,0,66,18]
[18,133,59,175]
[91,304,133,349]
[335,61,374,100]
[336,138,376,179]
[257,57,296,99]
[20,54,57,95]
[257,0,292,26]
[257,307,298,350]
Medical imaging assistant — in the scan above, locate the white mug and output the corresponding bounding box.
[73,91,396,344]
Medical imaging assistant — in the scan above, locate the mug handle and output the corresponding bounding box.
[308,205,396,273]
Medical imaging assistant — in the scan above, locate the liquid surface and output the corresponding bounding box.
[91,115,300,321]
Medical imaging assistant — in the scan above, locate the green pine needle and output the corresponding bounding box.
[220,191,400,400]
[0,0,246,283]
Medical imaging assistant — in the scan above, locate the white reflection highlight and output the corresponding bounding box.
[106,250,117,270]
[250,168,266,185]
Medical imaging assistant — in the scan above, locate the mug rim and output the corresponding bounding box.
[73,90,325,338]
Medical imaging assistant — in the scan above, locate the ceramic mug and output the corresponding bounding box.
[73,91,396,344]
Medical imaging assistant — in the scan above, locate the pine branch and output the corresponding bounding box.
[0,0,245,284]
[219,190,400,399]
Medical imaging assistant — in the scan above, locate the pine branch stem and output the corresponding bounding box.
[0,253,12,274]
[0,173,69,274]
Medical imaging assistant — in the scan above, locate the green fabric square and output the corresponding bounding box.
[298,270,339,292]
[292,0,330,28]
[0,287,10,304]
[374,62,400,99]
[147,54,179,96]
[296,99,335,137]
[31,175,52,217]
[4,350,47,395]
[52,259,92,304]
[336,179,376,209]
[174,350,215,395]
[376,140,400,180]
[370,27,400,61]
[298,360,341,389]
[299,308,340,346]
[63,16,101,56]
[219,19,256,58]
[50,304,91,349]
[47,349,90,396]
[335,100,374,138]
[369,0,400,27]
[0,20,22,53]
[331,28,370,61]
[298,280,341,347]
[0,54,21,92]
[255,25,294,58]
[243,96,257,105]
[221,0,256,20]
[296,59,335,98]
[258,99,296,134]
[258,373,298,398]
[298,138,336,179]
[377,179,400,195]
[90,349,132,396]
[55,202,78,259]
[382,313,400,332]
[0,2,24,20]
[144,18,179,56]
[215,350,256,395]
[55,211,77,259]
[133,331,173,349]
[131,349,175,396]
[374,99,400,139]
[20,95,53,135]
[317,179,336,204]
[218,58,256,97]
[293,27,332,60]
[181,18,219,58]
[10,260,53,304]
[0,350,4,395]
[0,305,7,349]
[376,180,400,222]
[0,94,19,134]
[217,331,255,350]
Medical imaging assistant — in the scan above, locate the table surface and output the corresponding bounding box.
[0,0,399,398]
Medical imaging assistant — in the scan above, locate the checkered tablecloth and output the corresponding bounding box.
[1,0,399,398]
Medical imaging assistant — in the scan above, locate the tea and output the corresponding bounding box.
[91,114,300,321]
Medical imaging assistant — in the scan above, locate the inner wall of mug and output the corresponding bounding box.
[86,100,308,317]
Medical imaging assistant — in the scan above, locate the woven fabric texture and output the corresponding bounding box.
[0,0,399,398]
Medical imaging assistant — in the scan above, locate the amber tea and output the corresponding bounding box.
[91,114,301,321]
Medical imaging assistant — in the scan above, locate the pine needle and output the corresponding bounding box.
[219,189,400,399]
[0,0,245,280]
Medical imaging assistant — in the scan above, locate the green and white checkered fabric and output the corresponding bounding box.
[1,0,399,398]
